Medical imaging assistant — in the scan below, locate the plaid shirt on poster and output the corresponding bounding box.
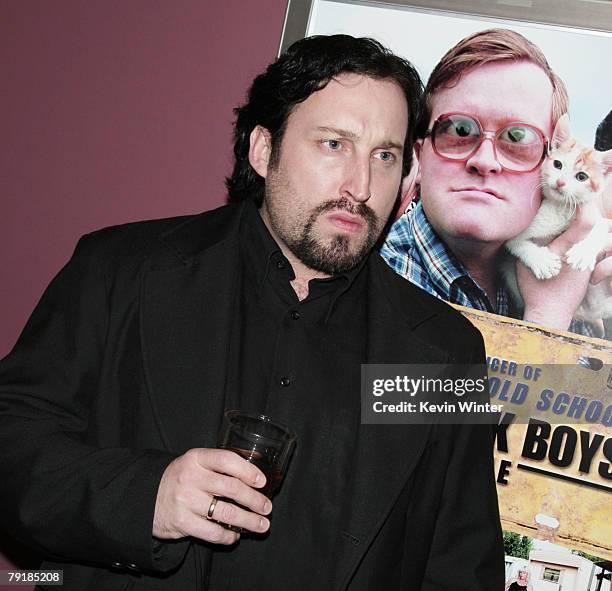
[380,201,597,338]
[380,201,510,315]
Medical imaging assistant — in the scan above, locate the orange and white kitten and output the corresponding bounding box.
[505,114,612,323]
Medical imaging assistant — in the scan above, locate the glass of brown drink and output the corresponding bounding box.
[217,410,296,530]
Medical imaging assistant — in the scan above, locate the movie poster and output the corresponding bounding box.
[304,1,612,588]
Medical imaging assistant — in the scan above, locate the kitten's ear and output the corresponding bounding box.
[552,113,571,149]
[601,149,612,176]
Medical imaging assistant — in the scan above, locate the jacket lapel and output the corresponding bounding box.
[140,204,243,453]
[331,256,450,589]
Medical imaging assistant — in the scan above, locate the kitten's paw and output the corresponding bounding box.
[526,249,562,279]
[566,243,597,271]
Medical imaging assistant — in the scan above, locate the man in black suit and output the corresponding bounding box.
[0,35,503,590]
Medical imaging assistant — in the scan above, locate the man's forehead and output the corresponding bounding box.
[286,73,408,143]
[429,61,554,132]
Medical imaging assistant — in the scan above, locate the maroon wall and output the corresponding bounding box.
[0,0,288,580]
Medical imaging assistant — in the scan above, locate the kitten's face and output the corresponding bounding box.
[541,139,608,206]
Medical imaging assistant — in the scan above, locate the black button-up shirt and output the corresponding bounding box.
[209,202,369,587]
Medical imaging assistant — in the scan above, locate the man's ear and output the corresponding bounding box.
[248,125,273,178]
[413,140,423,185]
[395,147,420,221]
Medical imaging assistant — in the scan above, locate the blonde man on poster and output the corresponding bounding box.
[381,28,610,337]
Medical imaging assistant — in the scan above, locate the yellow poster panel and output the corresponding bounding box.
[454,305,612,560]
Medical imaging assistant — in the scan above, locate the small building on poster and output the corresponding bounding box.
[506,541,611,591]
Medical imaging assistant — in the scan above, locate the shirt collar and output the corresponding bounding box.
[411,202,510,315]
[240,200,289,296]
[411,201,472,298]
[240,199,368,303]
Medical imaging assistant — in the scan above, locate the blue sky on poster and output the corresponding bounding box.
[307,0,611,144]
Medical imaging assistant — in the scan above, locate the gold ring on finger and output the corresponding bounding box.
[206,496,219,520]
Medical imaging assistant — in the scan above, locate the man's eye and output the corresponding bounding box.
[323,139,342,150]
[500,125,537,145]
[446,118,478,137]
[376,151,396,162]
[437,117,479,139]
[454,123,474,137]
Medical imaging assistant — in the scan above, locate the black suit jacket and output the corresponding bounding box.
[0,202,503,590]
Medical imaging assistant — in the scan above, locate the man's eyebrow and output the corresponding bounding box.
[315,126,404,151]
[316,126,360,140]
[378,140,404,152]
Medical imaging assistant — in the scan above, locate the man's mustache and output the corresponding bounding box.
[311,198,377,225]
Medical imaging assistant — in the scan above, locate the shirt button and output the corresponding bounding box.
[280,377,291,387]
[290,310,300,320]
[276,260,286,269]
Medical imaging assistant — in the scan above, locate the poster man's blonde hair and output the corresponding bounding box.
[425,28,569,126]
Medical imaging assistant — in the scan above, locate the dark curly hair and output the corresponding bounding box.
[225,34,424,205]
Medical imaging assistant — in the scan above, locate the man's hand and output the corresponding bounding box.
[589,229,612,289]
[153,448,272,545]
[518,203,598,330]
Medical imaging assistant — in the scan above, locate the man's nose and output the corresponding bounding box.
[465,137,502,176]
[340,158,371,202]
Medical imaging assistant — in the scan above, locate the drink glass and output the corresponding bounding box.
[218,410,296,507]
